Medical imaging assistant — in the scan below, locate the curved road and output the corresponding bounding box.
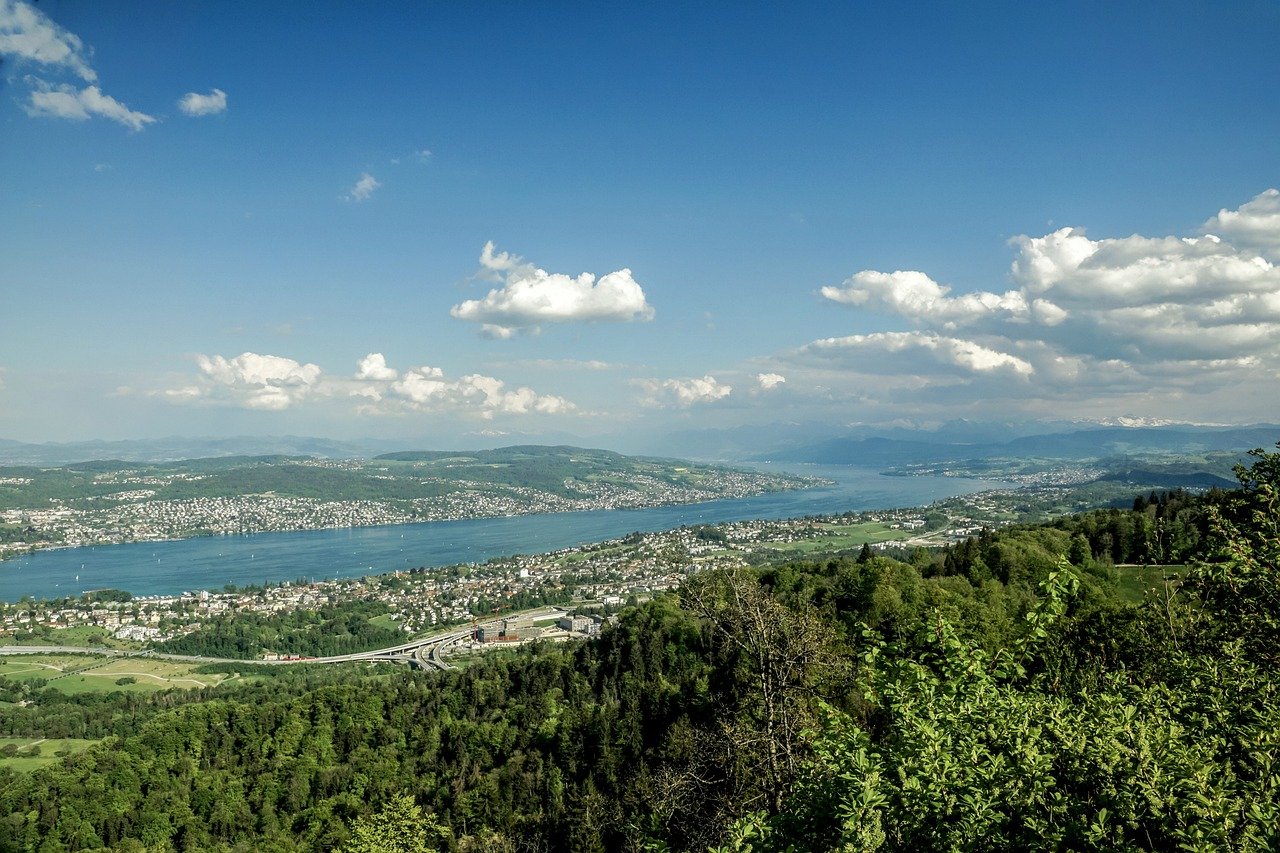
[0,606,568,672]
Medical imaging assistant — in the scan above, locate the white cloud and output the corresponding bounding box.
[821,269,1044,330]
[452,243,655,335]
[416,149,432,162]
[801,331,1034,377]
[2,2,157,131]
[1007,229,1272,309]
[1203,188,1280,260]
[345,173,381,202]
[478,240,521,274]
[25,80,155,131]
[819,189,1280,385]
[755,372,786,390]
[164,351,577,420]
[0,0,96,81]
[350,354,581,417]
[173,352,324,410]
[481,324,518,340]
[177,88,227,117]
[637,375,733,408]
[355,352,398,381]
[380,366,575,418]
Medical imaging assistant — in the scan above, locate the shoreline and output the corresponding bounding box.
[0,478,830,564]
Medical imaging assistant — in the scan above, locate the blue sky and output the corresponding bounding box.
[2,1,1279,446]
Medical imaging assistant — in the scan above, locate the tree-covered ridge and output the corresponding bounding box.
[152,600,409,660]
[0,446,1276,851]
[755,447,1280,852]
[0,446,807,509]
[374,445,643,498]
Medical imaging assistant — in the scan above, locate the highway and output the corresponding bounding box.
[0,605,569,672]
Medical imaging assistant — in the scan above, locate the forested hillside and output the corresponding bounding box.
[0,447,1276,852]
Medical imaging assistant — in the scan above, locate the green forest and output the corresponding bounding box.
[0,446,1277,851]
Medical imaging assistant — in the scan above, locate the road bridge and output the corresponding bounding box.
[0,605,569,672]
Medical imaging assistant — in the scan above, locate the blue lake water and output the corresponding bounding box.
[0,465,1004,602]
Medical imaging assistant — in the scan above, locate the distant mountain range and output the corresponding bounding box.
[0,436,390,466]
[638,418,1261,462]
[2,422,1276,468]
[754,425,1280,467]
[0,431,598,467]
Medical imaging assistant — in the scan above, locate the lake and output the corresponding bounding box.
[0,464,1004,601]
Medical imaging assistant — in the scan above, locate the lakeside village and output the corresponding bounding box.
[0,464,814,561]
[0,484,1073,657]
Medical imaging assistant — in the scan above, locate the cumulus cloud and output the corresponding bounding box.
[2,2,155,130]
[355,352,398,381]
[181,352,324,410]
[452,243,655,336]
[811,189,1280,414]
[0,0,95,81]
[177,88,227,116]
[25,80,155,130]
[345,173,381,202]
[821,270,1054,330]
[370,362,576,418]
[478,240,521,274]
[800,332,1034,377]
[164,351,575,420]
[755,372,786,390]
[636,375,732,408]
[358,350,578,417]
[1203,188,1280,260]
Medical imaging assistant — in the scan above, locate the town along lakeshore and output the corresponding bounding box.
[0,465,1001,600]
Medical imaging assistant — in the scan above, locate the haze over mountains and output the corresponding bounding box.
[1,421,1274,468]
[753,424,1280,467]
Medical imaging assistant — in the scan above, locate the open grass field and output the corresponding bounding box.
[0,654,104,681]
[45,625,143,650]
[367,613,405,632]
[1115,564,1188,604]
[0,626,142,651]
[0,654,242,693]
[0,737,100,773]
